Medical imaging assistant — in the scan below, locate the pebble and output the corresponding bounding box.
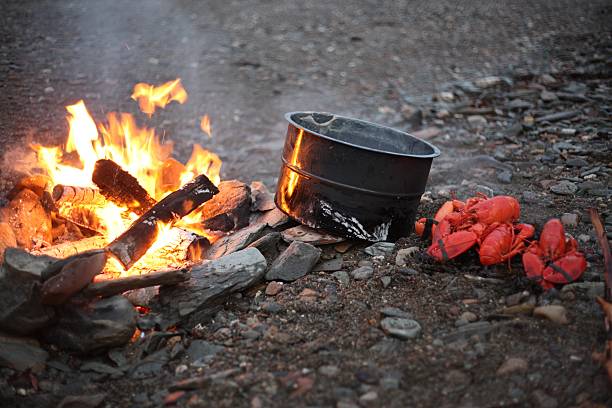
[332,271,350,286]
[380,276,391,288]
[540,90,557,102]
[522,191,539,203]
[533,305,569,325]
[380,307,413,319]
[351,266,374,280]
[265,282,283,296]
[540,74,557,85]
[398,267,418,276]
[395,247,419,266]
[44,86,55,94]
[550,180,578,195]
[566,158,588,167]
[497,170,513,184]
[318,365,340,377]
[364,242,395,257]
[560,213,578,228]
[496,357,528,376]
[561,282,604,299]
[459,311,477,323]
[467,115,487,128]
[261,301,283,314]
[505,291,531,306]
[298,288,318,302]
[359,391,378,406]
[380,317,421,340]
[531,390,558,408]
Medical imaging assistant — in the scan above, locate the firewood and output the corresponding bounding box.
[36,236,109,259]
[81,268,189,298]
[106,174,219,270]
[52,185,107,206]
[92,159,156,215]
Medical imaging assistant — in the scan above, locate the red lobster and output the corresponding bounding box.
[416,195,534,265]
[522,218,587,289]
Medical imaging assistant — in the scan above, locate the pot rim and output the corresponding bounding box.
[285,111,441,159]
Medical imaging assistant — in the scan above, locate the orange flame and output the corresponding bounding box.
[200,115,212,138]
[131,79,188,116]
[32,79,221,275]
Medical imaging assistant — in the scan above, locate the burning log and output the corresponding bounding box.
[52,185,107,206]
[107,174,219,270]
[82,268,189,298]
[36,236,108,260]
[92,159,156,215]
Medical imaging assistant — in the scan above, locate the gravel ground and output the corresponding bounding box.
[0,1,611,407]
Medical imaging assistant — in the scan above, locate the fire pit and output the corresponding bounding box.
[275,112,440,241]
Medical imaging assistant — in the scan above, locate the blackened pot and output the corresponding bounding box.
[274,112,440,242]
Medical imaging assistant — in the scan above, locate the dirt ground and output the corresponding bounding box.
[1,1,611,407]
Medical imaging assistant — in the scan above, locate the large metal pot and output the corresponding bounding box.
[274,112,440,242]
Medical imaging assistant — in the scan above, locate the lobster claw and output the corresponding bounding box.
[427,230,478,262]
[542,252,587,285]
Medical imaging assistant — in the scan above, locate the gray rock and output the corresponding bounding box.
[560,213,578,228]
[531,390,558,408]
[44,296,137,353]
[80,361,123,377]
[314,257,343,272]
[261,301,283,314]
[364,242,395,257]
[467,115,487,128]
[561,282,604,299]
[566,158,588,167]
[380,307,412,319]
[129,350,169,379]
[250,181,276,211]
[332,271,350,286]
[200,180,251,231]
[395,247,419,266]
[497,170,513,184]
[380,276,391,288]
[507,99,533,110]
[58,394,107,408]
[380,317,421,340]
[0,333,48,371]
[207,223,267,259]
[3,248,56,280]
[533,305,569,325]
[351,266,373,280]
[265,241,321,282]
[550,180,578,195]
[186,340,224,365]
[250,207,290,229]
[158,248,267,327]
[318,365,340,377]
[248,232,282,264]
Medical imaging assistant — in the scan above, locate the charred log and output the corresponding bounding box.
[92,159,156,215]
[106,174,218,270]
[52,185,107,206]
[82,268,189,298]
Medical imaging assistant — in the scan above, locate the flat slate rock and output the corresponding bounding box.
[200,180,251,231]
[265,241,322,282]
[207,223,267,259]
[280,225,344,245]
[186,340,224,365]
[3,247,57,280]
[351,266,374,280]
[250,207,290,229]
[313,257,344,272]
[250,181,276,211]
[0,333,48,371]
[158,248,267,328]
[44,295,137,353]
[364,242,396,257]
[248,232,283,263]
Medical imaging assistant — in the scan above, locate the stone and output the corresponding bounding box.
[248,232,282,264]
[313,257,343,272]
[541,74,557,85]
[80,361,123,377]
[467,115,487,128]
[332,271,350,286]
[380,307,412,319]
[158,248,267,327]
[497,357,528,376]
[550,180,578,195]
[250,181,276,211]
[250,207,289,229]
[265,241,321,282]
[497,170,513,184]
[318,365,339,377]
[0,222,16,263]
[351,266,373,280]
[207,223,267,259]
[380,317,421,340]
[359,391,378,406]
[186,340,224,364]
[533,305,569,325]
[280,225,344,245]
[364,242,395,257]
[261,301,283,314]
[412,127,441,140]
[200,180,251,231]
[531,390,558,408]
[2,247,56,280]
[475,76,503,88]
[540,90,557,102]
[507,99,533,110]
[58,394,107,408]
[1,189,52,249]
[561,282,604,299]
[560,213,578,228]
[0,333,48,371]
[459,311,477,323]
[298,288,318,302]
[265,281,283,296]
[44,295,137,353]
[566,158,588,167]
[395,247,419,266]
[380,276,391,288]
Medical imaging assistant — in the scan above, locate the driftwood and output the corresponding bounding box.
[82,268,189,298]
[52,185,107,206]
[92,159,156,215]
[107,174,218,270]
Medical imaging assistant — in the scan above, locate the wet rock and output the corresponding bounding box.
[560,213,578,228]
[57,394,107,408]
[280,225,344,245]
[200,180,251,231]
[1,189,52,249]
[351,266,373,280]
[313,257,343,272]
[186,340,224,365]
[497,357,528,376]
[550,180,577,195]
[265,241,321,282]
[395,247,419,266]
[0,333,48,371]
[533,305,569,325]
[265,281,283,296]
[158,248,267,327]
[0,223,16,263]
[248,232,282,264]
[250,181,276,211]
[380,317,421,340]
[207,223,267,259]
[44,295,137,353]
[364,242,395,257]
[332,271,350,286]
